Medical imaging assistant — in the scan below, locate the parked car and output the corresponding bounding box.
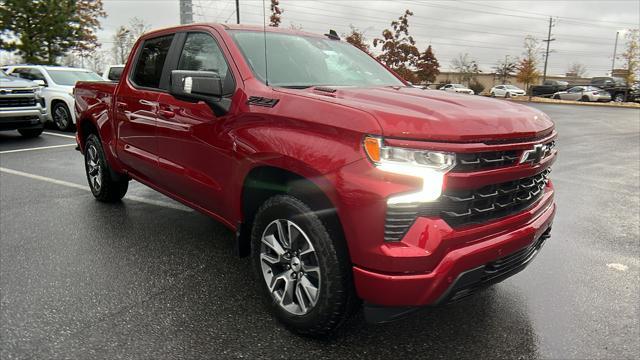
[552,85,611,102]
[439,83,474,94]
[531,80,570,97]
[490,84,526,98]
[590,77,632,102]
[102,64,125,82]
[74,24,557,336]
[3,65,102,131]
[0,70,47,137]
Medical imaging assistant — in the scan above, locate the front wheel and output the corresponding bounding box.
[505,92,511,98]
[52,102,74,131]
[84,134,128,202]
[251,195,355,336]
[580,95,590,102]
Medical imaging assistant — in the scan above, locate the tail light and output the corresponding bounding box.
[592,91,599,95]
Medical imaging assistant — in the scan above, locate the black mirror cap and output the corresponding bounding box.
[170,70,223,100]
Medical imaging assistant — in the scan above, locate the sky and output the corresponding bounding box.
[9,0,640,76]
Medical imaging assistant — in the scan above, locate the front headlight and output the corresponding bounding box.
[34,87,42,98]
[363,136,456,204]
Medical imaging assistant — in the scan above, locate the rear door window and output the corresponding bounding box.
[132,35,174,89]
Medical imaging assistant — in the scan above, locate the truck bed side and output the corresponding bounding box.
[74,81,121,169]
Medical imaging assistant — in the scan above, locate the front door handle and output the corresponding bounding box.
[158,109,175,119]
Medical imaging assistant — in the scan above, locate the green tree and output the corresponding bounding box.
[373,10,420,83]
[0,0,105,64]
[415,45,440,83]
[344,25,371,55]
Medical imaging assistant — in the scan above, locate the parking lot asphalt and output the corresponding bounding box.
[1,104,639,359]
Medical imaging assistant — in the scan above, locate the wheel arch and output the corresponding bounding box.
[236,165,347,260]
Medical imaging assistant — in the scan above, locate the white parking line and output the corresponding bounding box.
[0,167,192,212]
[43,131,76,139]
[0,143,77,154]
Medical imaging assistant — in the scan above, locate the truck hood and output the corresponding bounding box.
[278,86,554,142]
[0,75,38,89]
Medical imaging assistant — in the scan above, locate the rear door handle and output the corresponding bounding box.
[115,101,127,111]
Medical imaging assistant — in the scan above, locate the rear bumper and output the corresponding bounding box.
[352,193,555,310]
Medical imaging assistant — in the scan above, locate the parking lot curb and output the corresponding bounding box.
[506,96,640,109]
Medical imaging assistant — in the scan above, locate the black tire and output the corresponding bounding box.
[52,102,74,131]
[553,94,560,100]
[17,127,44,138]
[505,92,511,98]
[613,93,625,103]
[580,95,590,102]
[490,92,495,97]
[251,195,356,336]
[84,134,128,202]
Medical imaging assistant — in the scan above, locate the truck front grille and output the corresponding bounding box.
[384,169,551,241]
[453,151,519,171]
[0,97,37,108]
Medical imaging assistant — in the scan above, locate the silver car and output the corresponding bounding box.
[552,86,611,102]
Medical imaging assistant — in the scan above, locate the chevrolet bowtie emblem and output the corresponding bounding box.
[520,144,550,164]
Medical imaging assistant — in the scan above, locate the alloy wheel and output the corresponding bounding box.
[54,105,70,129]
[86,144,102,192]
[260,219,321,315]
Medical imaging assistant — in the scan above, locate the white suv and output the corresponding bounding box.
[2,65,102,131]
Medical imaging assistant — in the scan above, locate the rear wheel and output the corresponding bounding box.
[251,195,355,336]
[490,92,496,97]
[613,93,625,103]
[84,134,128,202]
[552,94,560,100]
[52,102,74,131]
[17,127,44,138]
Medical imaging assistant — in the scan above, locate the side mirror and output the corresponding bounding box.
[33,79,47,87]
[170,70,223,101]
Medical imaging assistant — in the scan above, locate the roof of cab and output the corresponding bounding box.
[142,22,326,40]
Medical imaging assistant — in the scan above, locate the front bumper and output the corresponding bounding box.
[0,107,47,130]
[352,190,555,309]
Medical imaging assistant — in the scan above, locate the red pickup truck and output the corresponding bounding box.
[74,24,557,335]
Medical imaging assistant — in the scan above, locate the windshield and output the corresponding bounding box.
[228,30,404,88]
[47,70,102,86]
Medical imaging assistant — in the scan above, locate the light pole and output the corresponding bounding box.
[611,30,626,75]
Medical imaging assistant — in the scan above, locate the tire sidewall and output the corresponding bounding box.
[250,195,345,333]
[84,135,107,197]
[53,103,72,131]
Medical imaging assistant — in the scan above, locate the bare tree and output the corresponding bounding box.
[567,62,588,78]
[451,53,480,85]
[494,56,517,84]
[111,17,150,64]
